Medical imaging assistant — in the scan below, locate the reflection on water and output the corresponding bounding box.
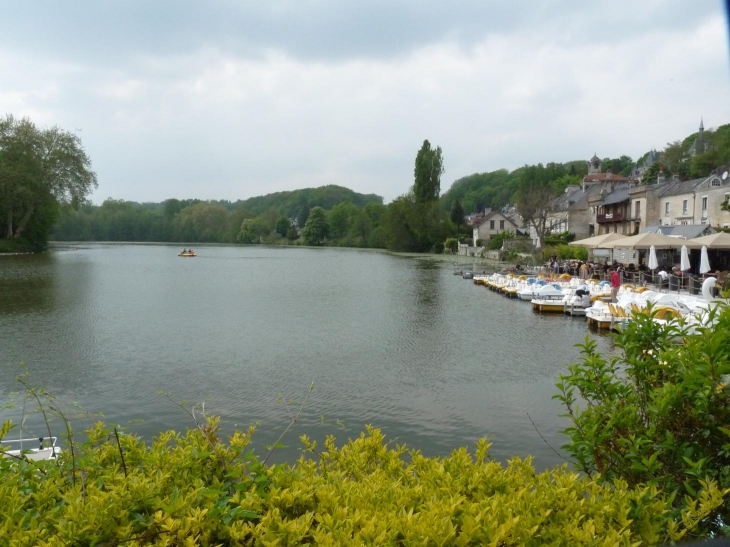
[0,245,612,469]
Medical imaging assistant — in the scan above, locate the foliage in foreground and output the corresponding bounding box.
[0,417,725,546]
[557,303,730,534]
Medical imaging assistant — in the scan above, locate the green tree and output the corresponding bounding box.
[0,115,97,246]
[286,225,298,241]
[275,216,290,237]
[327,201,358,238]
[662,141,688,179]
[301,206,329,245]
[237,217,269,244]
[413,139,444,203]
[449,199,465,225]
[641,162,661,184]
[515,164,557,245]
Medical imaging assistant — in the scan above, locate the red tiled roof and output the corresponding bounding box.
[582,173,629,182]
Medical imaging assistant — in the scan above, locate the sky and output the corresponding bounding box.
[2,1,730,204]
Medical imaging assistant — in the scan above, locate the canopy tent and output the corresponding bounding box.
[683,232,730,249]
[603,232,686,250]
[568,233,625,249]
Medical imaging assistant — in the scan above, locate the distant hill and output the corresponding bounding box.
[233,184,383,221]
[440,160,587,214]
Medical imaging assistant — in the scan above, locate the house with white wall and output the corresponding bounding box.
[472,210,518,245]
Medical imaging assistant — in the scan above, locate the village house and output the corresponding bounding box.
[658,170,730,228]
[472,209,519,244]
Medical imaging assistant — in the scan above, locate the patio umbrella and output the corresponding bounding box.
[648,245,659,270]
[604,232,685,250]
[568,233,625,248]
[683,232,730,249]
[700,245,711,274]
[680,245,691,271]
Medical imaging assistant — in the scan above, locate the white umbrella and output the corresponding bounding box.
[700,245,711,274]
[680,245,691,271]
[648,245,658,270]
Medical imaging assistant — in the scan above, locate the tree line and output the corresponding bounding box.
[6,111,730,254]
[50,139,464,252]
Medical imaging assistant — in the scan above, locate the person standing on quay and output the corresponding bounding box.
[610,268,621,303]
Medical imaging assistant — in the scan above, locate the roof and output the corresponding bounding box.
[473,210,517,228]
[658,177,706,197]
[550,184,598,211]
[657,224,714,239]
[582,172,629,182]
[599,187,630,206]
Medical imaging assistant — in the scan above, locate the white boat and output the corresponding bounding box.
[1,436,61,461]
[531,284,569,312]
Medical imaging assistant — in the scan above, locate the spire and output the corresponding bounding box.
[700,117,704,131]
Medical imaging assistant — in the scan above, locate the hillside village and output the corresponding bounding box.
[469,120,730,254]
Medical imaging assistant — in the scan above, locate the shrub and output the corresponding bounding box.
[556,303,730,535]
[432,242,444,254]
[475,238,483,247]
[543,244,587,261]
[444,237,458,253]
[0,418,722,545]
[486,230,515,250]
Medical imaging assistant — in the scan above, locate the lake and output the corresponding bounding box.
[0,244,612,468]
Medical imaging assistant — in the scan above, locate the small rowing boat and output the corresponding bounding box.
[1,436,61,461]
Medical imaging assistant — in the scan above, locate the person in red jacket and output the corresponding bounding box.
[610,268,621,302]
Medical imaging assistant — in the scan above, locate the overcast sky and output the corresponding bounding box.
[2,1,729,204]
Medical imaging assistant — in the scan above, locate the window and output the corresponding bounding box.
[499,220,505,229]
[712,178,721,187]
[489,220,494,229]
[682,199,688,214]
[702,196,708,210]
[725,192,730,204]
[634,201,641,218]
[664,202,670,216]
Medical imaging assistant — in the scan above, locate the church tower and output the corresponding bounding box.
[695,118,705,155]
[587,153,602,174]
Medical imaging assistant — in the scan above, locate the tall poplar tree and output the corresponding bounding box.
[413,140,444,203]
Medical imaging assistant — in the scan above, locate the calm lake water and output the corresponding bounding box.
[0,244,612,468]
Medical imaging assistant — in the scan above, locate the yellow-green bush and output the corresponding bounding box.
[0,419,725,546]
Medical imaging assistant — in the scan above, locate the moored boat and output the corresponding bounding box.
[2,436,61,461]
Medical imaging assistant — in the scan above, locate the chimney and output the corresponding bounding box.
[606,169,612,179]
[672,174,680,181]
[657,164,666,184]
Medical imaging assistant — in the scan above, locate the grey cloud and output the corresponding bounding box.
[3,0,721,66]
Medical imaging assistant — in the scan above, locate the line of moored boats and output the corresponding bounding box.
[472,271,720,332]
